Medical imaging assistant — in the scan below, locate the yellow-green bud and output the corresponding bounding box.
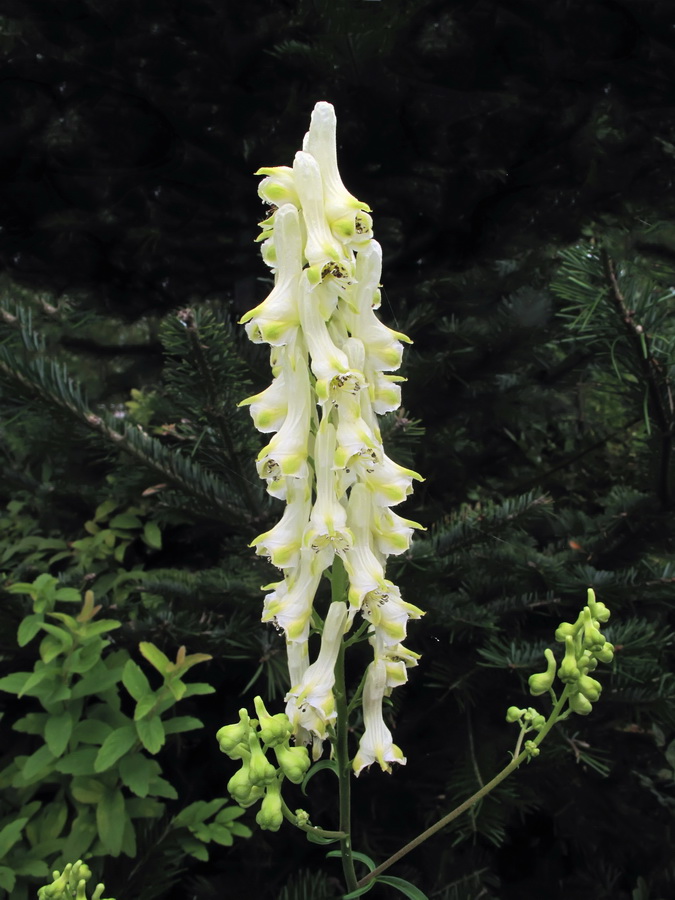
[582,607,605,651]
[528,648,556,696]
[569,690,593,716]
[594,642,614,664]
[216,708,251,757]
[506,706,526,723]
[295,809,311,827]
[227,758,255,805]
[273,741,311,784]
[577,674,602,702]
[558,635,581,683]
[587,588,610,623]
[256,777,283,832]
[524,740,540,758]
[528,712,546,731]
[247,730,278,786]
[254,696,292,747]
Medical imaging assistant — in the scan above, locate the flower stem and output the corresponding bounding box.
[280,799,346,840]
[331,556,358,894]
[355,687,571,889]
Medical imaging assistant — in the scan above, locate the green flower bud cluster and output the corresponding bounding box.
[216,696,310,832]
[505,706,546,731]
[529,588,614,716]
[37,860,114,900]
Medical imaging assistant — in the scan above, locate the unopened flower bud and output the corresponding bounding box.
[506,706,526,723]
[256,777,284,832]
[587,588,610,623]
[594,641,614,664]
[582,607,605,651]
[524,740,540,758]
[569,689,593,716]
[528,648,556,696]
[577,674,602,702]
[558,635,581,683]
[273,741,311,784]
[216,708,252,757]
[295,808,311,827]
[254,696,292,747]
[247,730,278,786]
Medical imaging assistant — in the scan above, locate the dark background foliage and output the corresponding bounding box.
[2,1,675,898]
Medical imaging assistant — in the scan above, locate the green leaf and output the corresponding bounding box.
[17,614,44,647]
[134,695,158,721]
[126,797,164,819]
[305,830,341,845]
[54,748,98,776]
[208,823,234,846]
[70,662,124,698]
[71,718,113,745]
[96,788,126,856]
[176,834,209,861]
[147,776,178,799]
[0,817,28,857]
[327,850,375,872]
[54,588,83,603]
[119,754,161,798]
[342,883,375,898]
[80,620,122,639]
[143,521,162,550]
[44,711,73,757]
[13,712,48,735]
[136,716,165,754]
[18,666,53,698]
[139,642,171,676]
[182,682,215,697]
[63,808,97,862]
[20,745,56,782]
[163,716,203,734]
[109,513,143,529]
[95,725,137,772]
[173,799,227,827]
[0,671,32,694]
[0,866,16,893]
[377,876,429,899]
[71,776,106,804]
[167,677,186,701]
[122,659,152,701]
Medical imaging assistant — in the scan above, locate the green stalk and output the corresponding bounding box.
[355,686,570,889]
[331,556,358,894]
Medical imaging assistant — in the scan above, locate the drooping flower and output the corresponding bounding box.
[353,659,406,776]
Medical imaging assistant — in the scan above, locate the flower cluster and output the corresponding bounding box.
[37,860,113,900]
[216,698,311,831]
[239,102,424,772]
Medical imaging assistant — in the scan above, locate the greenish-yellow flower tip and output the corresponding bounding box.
[524,740,540,758]
[506,706,526,723]
[76,879,88,900]
[569,689,593,715]
[254,696,292,747]
[273,741,311,784]
[558,635,581,683]
[577,674,602,702]
[247,729,279,786]
[528,648,557,696]
[582,607,606,651]
[255,777,284,832]
[594,641,614,664]
[216,708,251,757]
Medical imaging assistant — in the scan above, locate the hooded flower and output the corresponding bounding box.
[353,658,406,776]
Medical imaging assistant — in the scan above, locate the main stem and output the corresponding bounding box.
[332,556,358,894]
[355,687,570,889]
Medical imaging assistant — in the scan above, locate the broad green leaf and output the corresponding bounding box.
[109,513,142,529]
[126,797,164,819]
[136,716,165,754]
[121,815,137,857]
[134,695,158,721]
[163,716,203,735]
[71,718,113,745]
[207,823,234,846]
[80,620,122,639]
[68,641,104,675]
[119,754,161,798]
[63,809,97,862]
[44,711,73,757]
[167,678,186,701]
[122,659,151,701]
[96,788,126,856]
[215,806,245,824]
[0,671,32,694]
[70,663,124,699]
[182,682,215,697]
[0,866,16,892]
[20,745,56,783]
[54,748,98,776]
[147,776,178,799]
[94,499,118,522]
[34,800,69,842]
[173,799,227,828]
[13,858,50,878]
[54,587,83,603]
[143,521,162,550]
[0,817,28,857]
[17,614,44,647]
[139,642,171,676]
[71,776,106,804]
[377,876,429,899]
[176,834,209,861]
[17,667,52,698]
[13,712,48,735]
[38,634,67,665]
[94,725,137,772]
